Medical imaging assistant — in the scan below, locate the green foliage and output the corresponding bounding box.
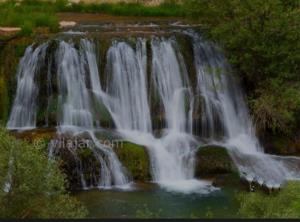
[251,79,300,135]
[237,182,300,218]
[0,0,59,34]
[0,0,299,136]
[0,0,185,36]
[58,1,184,17]
[0,128,88,218]
[183,0,300,135]
[20,21,34,37]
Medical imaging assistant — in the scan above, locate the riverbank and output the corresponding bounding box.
[0,0,186,37]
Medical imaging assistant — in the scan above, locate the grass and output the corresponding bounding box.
[61,1,185,17]
[0,0,186,36]
[237,182,300,218]
[0,1,60,36]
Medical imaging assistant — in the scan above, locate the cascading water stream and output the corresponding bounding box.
[102,39,152,132]
[55,40,130,189]
[98,38,215,193]
[191,32,300,187]
[7,44,48,130]
[56,41,94,131]
[150,38,198,186]
[6,28,300,193]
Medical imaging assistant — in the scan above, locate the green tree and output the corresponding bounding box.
[0,128,88,218]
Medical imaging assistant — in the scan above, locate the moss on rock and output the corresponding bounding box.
[195,145,236,176]
[114,141,151,182]
[196,145,240,187]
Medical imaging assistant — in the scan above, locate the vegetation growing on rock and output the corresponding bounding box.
[195,145,236,176]
[1,0,299,154]
[0,128,87,218]
[237,181,300,218]
[114,141,151,181]
[184,0,300,138]
[195,145,240,187]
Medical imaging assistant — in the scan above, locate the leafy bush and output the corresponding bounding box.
[0,128,88,218]
[183,0,300,135]
[237,182,300,218]
[251,79,300,135]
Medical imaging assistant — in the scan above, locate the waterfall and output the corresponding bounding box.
[80,39,102,94]
[7,39,131,189]
[98,37,215,194]
[150,38,197,183]
[7,29,300,192]
[7,44,47,130]
[56,41,94,131]
[55,40,130,188]
[102,39,152,132]
[151,38,192,132]
[191,32,300,187]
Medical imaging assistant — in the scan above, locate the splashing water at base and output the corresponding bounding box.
[190,31,300,188]
[99,38,216,193]
[48,40,131,189]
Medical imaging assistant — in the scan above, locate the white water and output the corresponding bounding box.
[191,33,300,187]
[7,32,300,192]
[53,40,130,189]
[98,38,216,194]
[102,39,152,132]
[7,44,47,130]
[56,41,94,131]
[150,38,196,182]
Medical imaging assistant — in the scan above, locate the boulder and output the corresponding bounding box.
[114,141,151,182]
[195,145,236,176]
[48,136,102,190]
[195,145,241,187]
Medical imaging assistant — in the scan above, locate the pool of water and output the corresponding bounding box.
[74,183,239,219]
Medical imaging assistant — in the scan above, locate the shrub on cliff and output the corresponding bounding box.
[183,0,300,135]
[0,128,88,218]
[237,182,300,218]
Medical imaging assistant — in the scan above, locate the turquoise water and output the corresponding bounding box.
[75,183,239,219]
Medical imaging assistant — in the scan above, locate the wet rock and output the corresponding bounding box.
[48,136,102,190]
[114,141,151,182]
[212,172,241,188]
[48,136,152,189]
[195,145,242,188]
[195,145,236,176]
